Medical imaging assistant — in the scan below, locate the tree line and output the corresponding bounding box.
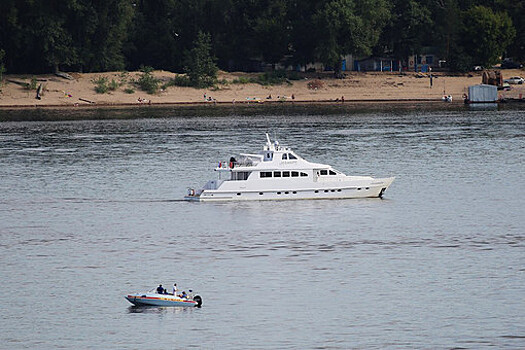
[0,0,523,75]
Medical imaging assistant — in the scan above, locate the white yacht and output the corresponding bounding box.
[184,134,394,201]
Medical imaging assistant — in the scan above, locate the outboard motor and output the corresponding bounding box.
[193,295,203,307]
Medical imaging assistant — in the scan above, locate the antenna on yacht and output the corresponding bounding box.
[265,133,274,151]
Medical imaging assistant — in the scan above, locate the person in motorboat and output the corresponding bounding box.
[156,284,164,294]
[172,283,178,295]
[179,291,188,299]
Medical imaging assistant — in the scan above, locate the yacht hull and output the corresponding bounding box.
[185,177,394,202]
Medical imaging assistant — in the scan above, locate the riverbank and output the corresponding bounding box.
[1,69,524,109]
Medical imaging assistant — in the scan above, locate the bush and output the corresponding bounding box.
[231,76,257,84]
[257,70,290,85]
[124,87,135,94]
[307,80,324,90]
[161,75,192,89]
[30,76,38,90]
[119,71,129,83]
[108,78,120,91]
[92,76,109,94]
[287,71,301,81]
[135,66,159,94]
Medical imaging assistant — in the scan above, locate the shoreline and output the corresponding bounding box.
[1,69,523,112]
[0,99,512,123]
[0,98,460,110]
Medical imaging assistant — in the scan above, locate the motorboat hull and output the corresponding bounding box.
[125,293,200,307]
[185,177,394,202]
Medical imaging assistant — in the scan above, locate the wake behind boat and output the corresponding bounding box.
[185,134,394,201]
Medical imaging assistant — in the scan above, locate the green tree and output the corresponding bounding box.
[379,0,433,61]
[253,0,290,68]
[461,5,515,67]
[75,0,134,72]
[313,0,390,75]
[498,0,525,62]
[184,31,218,88]
[126,0,181,71]
[0,49,6,85]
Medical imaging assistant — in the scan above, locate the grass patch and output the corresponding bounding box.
[92,76,109,94]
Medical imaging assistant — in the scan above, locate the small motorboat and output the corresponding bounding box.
[125,289,202,307]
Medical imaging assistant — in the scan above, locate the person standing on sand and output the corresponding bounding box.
[430,74,433,88]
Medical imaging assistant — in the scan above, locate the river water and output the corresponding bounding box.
[0,106,524,349]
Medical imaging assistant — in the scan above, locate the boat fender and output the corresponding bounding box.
[193,295,203,307]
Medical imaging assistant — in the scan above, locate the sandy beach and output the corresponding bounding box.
[1,69,524,108]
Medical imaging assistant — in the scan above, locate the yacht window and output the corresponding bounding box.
[300,172,308,177]
[232,171,251,181]
[291,171,299,177]
[329,170,337,175]
[320,170,328,176]
[274,171,281,177]
[260,171,272,178]
[282,171,290,177]
[288,153,297,160]
[282,154,288,160]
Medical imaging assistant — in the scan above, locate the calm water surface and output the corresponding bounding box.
[0,107,524,349]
